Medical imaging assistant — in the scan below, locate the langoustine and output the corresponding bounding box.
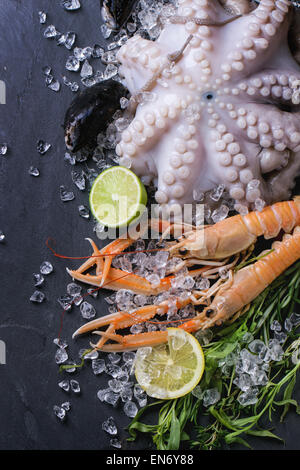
[68,198,300,352]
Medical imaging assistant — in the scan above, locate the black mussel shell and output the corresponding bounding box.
[100,0,139,30]
[64,79,129,153]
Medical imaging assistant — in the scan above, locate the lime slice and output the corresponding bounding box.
[134,328,205,399]
[89,166,148,228]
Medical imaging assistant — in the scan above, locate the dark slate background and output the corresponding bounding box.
[0,0,300,451]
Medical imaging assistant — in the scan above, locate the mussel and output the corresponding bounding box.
[100,0,139,31]
[64,79,129,152]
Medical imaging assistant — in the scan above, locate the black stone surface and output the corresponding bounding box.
[0,0,300,451]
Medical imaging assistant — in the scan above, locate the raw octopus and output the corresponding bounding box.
[114,0,300,215]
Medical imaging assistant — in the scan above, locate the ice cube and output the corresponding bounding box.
[120,387,133,402]
[0,143,8,155]
[55,348,68,364]
[42,65,52,76]
[40,261,53,275]
[57,295,73,311]
[80,301,96,319]
[237,388,258,406]
[97,388,111,402]
[44,25,59,38]
[70,380,81,394]
[195,278,210,290]
[70,81,79,92]
[249,340,267,355]
[120,97,129,109]
[66,56,81,72]
[191,386,203,399]
[283,318,292,334]
[61,402,71,411]
[133,294,147,307]
[92,44,104,58]
[60,186,75,202]
[38,11,47,24]
[254,198,266,212]
[30,290,45,303]
[202,388,221,407]
[37,140,51,155]
[74,46,92,61]
[53,338,68,348]
[242,332,254,344]
[61,0,81,11]
[106,364,122,378]
[136,395,147,408]
[80,60,93,79]
[78,205,90,219]
[270,320,282,332]
[33,273,44,287]
[290,312,300,326]
[58,380,70,392]
[104,391,119,407]
[210,184,225,202]
[233,373,252,392]
[108,379,123,393]
[100,23,113,39]
[268,339,284,361]
[29,166,40,177]
[250,370,268,387]
[110,438,122,449]
[67,283,82,297]
[211,205,229,223]
[102,417,118,435]
[122,352,136,364]
[88,288,98,298]
[64,152,76,165]
[130,324,144,334]
[273,331,287,344]
[116,289,133,310]
[234,204,249,216]
[146,273,161,287]
[124,401,138,418]
[71,169,86,190]
[103,64,118,80]
[107,353,121,364]
[53,405,66,420]
[64,32,76,50]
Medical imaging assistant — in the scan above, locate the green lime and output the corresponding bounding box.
[89,166,148,228]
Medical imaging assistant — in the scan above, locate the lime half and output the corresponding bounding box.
[135,328,205,399]
[89,166,148,228]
